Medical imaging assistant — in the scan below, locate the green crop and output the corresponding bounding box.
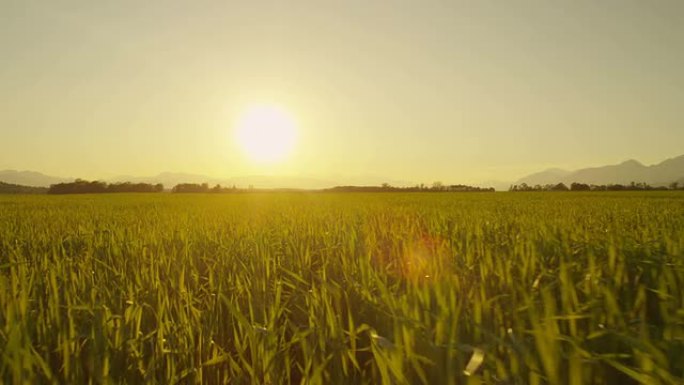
[0,192,682,384]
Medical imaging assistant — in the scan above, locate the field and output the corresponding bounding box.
[1,192,683,384]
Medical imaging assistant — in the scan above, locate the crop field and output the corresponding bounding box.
[1,192,683,385]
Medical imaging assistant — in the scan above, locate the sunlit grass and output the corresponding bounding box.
[0,192,682,384]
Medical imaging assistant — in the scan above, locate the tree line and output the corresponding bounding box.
[31,180,498,194]
[169,182,496,193]
[509,182,683,192]
[171,183,243,193]
[15,179,682,195]
[325,182,495,193]
[0,181,48,194]
[48,180,164,194]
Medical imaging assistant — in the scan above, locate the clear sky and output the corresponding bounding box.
[1,0,683,184]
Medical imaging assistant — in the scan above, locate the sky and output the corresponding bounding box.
[1,0,683,185]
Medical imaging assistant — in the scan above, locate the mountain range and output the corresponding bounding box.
[2,154,683,190]
[515,154,684,187]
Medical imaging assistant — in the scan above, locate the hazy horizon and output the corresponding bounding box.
[2,1,683,185]
[3,151,684,191]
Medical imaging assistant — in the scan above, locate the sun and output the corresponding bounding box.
[234,104,298,163]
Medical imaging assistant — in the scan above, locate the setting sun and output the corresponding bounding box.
[234,104,297,163]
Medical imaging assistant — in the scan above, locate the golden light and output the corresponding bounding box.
[234,104,298,163]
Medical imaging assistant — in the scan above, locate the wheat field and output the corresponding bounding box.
[1,192,683,384]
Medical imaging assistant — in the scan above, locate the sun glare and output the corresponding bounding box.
[235,104,297,163]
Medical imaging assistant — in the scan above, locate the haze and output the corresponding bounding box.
[2,1,683,185]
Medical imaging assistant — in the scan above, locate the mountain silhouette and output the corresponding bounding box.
[516,155,684,186]
[0,170,72,187]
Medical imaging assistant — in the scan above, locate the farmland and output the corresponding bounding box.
[1,192,683,384]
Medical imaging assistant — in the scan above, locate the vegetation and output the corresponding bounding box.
[0,181,47,194]
[170,182,495,193]
[172,183,213,193]
[325,183,495,193]
[48,180,164,194]
[0,192,683,384]
[172,183,245,193]
[510,182,678,192]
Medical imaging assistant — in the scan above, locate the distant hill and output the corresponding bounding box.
[515,168,571,186]
[0,181,48,194]
[516,155,684,187]
[0,170,72,187]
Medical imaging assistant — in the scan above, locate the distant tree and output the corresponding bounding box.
[172,183,210,193]
[511,184,531,191]
[670,182,679,190]
[324,183,494,193]
[0,182,47,194]
[570,182,591,191]
[49,180,162,194]
[551,183,569,191]
[510,181,668,193]
[48,180,106,194]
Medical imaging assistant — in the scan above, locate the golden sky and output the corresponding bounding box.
[1,1,683,185]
